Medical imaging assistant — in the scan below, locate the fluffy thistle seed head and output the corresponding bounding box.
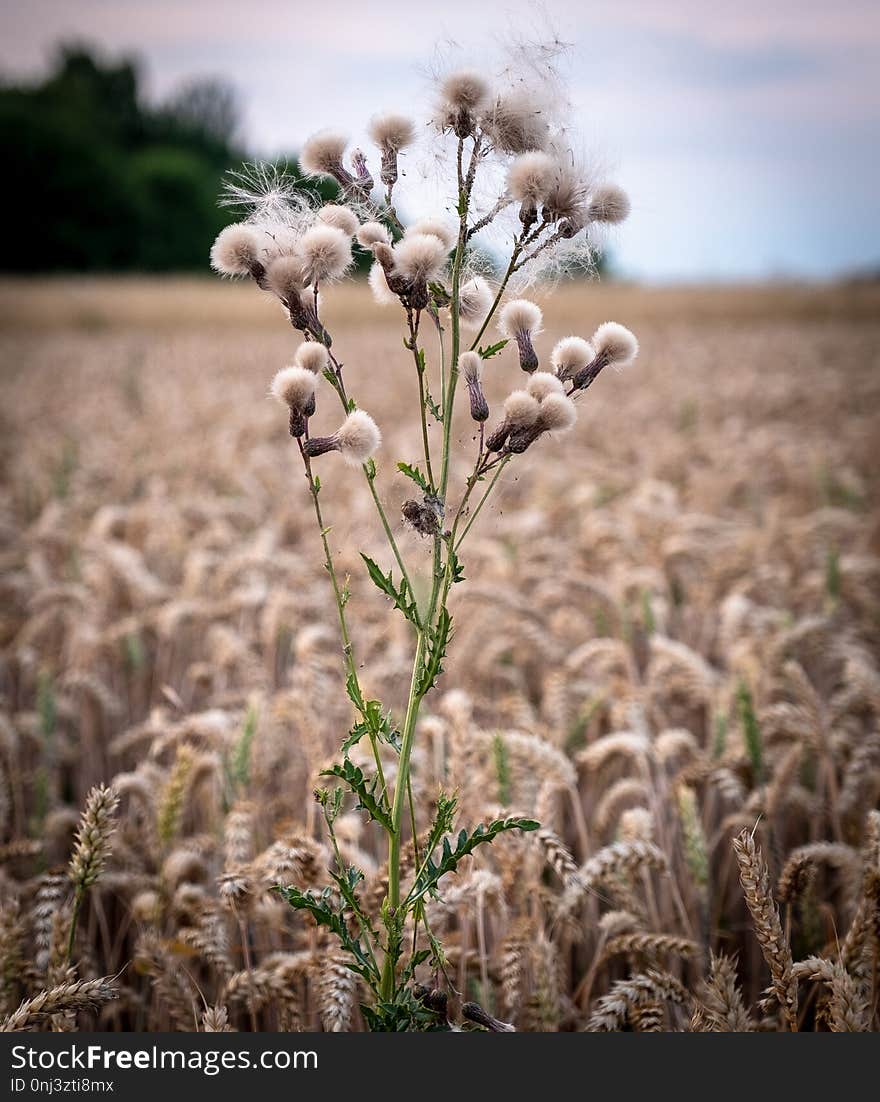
[458,276,494,328]
[498,298,543,339]
[507,152,556,204]
[503,389,541,428]
[210,224,261,276]
[543,163,589,227]
[300,130,350,178]
[587,184,631,225]
[393,233,448,283]
[368,113,416,151]
[439,70,491,113]
[270,366,316,411]
[368,262,397,305]
[317,204,360,237]
[458,351,483,384]
[265,255,304,303]
[527,371,565,402]
[537,392,577,433]
[551,336,595,380]
[294,343,330,374]
[593,322,639,368]
[357,221,392,249]
[407,218,456,252]
[336,410,381,466]
[298,224,353,284]
[485,90,549,154]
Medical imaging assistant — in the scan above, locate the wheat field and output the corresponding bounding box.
[0,276,878,1031]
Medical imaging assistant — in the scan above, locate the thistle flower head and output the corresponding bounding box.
[587,184,631,225]
[527,371,565,402]
[536,392,577,433]
[593,322,639,369]
[440,70,491,113]
[298,224,353,284]
[393,233,448,283]
[484,89,549,154]
[210,224,261,276]
[369,113,416,152]
[335,410,382,466]
[357,221,391,249]
[458,351,483,384]
[368,261,397,305]
[407,218,456,252]
[457,276,494,329]
[294,343,330,374]
[543,162,589,228]
[270,365,316,411]
[264,254,304,303]
[317,204,359,237]
[551,335,595,381]
[300,130,350,179]
[507,151,556,204]
[503,389,541,428]
[498,298,542,340]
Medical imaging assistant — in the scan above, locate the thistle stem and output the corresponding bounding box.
[298,442,388,799]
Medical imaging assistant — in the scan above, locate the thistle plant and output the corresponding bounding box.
[211,55,638,1031]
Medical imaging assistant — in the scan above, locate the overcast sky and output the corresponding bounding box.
[4,0,879,281]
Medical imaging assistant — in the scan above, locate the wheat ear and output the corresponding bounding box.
[733,827,798,1030]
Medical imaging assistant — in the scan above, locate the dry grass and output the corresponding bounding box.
[0,276,878,1031]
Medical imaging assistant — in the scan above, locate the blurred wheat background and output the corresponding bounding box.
[1,273,878,1030]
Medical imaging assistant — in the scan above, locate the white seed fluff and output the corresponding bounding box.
[507,152,556,204]
[407,218,456,252]
[393,233,448,283]
[439,70,491,113]
[300,131,348,177]
[210,224,260,276]
[551,336,595,379]
[270,365,316,410]
[298,224,353,284]
[294,343,330,374]
[264,255,304,302]
[368,262,397,305]
[485,90,548,154]
[593,322,639,368]
[498,298,543,339]
[317,204,360,237]
[458,351,483,384]
[357,221,391,249]
[368,113,416,151]
[527,371,565,402]
[537,392,577,433]
[503,390,541,428]
[336,410,381,466]
[587,184,631,225]
[458,276,494,328]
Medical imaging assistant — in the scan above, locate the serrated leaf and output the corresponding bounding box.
[417,607,452,696]
[274,884,377,982]
[321,758,393,831]
[397,461,430,493]
[477,338,509,360]
[407,816,539,904]
[360,553,419,624]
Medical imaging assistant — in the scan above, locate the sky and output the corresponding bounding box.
[3,0,880,282]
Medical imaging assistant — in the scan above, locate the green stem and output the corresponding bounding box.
[380,629,427,999]
[299,443,388,799]
[66,889,83,965]
[365,470,421,630]
[407,310,435,491]
[455,456,511,551]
